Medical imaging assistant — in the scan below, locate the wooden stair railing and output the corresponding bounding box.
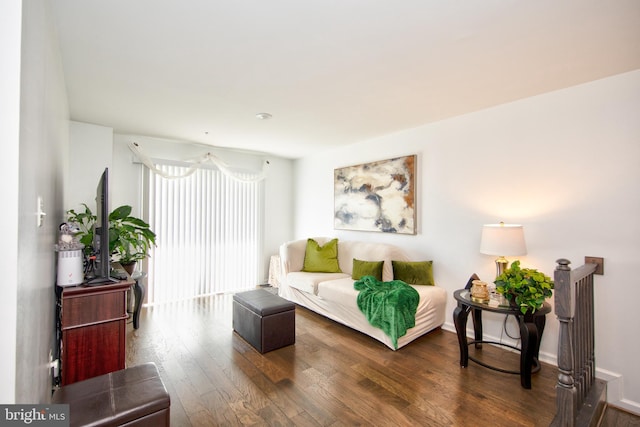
[551,258,606,427]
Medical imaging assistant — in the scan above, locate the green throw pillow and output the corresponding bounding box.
[352,259,384,281]
[302,238,342,273]
[392,260,434,286]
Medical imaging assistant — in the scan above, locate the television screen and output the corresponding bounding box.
[86,168,118,285]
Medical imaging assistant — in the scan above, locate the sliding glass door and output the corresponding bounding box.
[146,163,263,304]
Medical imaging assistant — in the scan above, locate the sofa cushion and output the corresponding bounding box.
[392,260,435,286]
[352,259,384,281]
[302,238,342,273]
[287,271,350,295]
[316,277,359,307]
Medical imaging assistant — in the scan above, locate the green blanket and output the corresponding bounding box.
[354,275,420,349]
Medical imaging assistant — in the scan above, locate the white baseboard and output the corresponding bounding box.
[597,368,623,401]
[609,399,640,416]
[595,368,640,416]
[441,321,455,334]
[442,320,556,359]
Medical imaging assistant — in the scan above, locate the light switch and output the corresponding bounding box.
[37,196,46,227]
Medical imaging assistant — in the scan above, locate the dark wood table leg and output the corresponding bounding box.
[133,278,145,329]
[453,304,471,367]
[518,318,538,389]
[532,312,546,361]
[472,308,483,349]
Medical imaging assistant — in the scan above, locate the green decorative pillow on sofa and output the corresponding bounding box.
[302,238,342,273]
[352,259,384,281]
[392,260,434,286]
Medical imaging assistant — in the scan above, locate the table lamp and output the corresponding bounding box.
[480,222,527,277]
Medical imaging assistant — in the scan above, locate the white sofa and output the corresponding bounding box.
[278,237,447,350]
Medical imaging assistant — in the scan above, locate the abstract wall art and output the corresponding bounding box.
[334,155,416,234]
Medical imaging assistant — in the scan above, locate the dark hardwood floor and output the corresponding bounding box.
[126,293,564,426]
[601,406,640,427]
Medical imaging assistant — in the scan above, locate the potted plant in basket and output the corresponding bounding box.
[494,260,554,314]
[67,204,156,275]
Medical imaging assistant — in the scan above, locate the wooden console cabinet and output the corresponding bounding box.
[59,280,132,385]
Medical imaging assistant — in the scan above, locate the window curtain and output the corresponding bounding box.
[146,163,264,304]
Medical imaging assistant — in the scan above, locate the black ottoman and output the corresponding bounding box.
[51,362,170,426]
[233,289,295,353]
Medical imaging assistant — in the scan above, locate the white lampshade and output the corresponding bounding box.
[480,223,527,256]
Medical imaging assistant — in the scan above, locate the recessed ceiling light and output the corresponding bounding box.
[255,112,272,120]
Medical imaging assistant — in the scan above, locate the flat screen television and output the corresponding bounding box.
[86,167,119,285]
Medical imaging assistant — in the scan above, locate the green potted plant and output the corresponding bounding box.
[494,260,554,314]
[108,205,156,274]
[67,204,156,275]
[65,203,98,254]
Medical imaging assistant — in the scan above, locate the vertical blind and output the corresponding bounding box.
[146,163,263,304]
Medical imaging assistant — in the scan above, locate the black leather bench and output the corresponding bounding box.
[233,289,295,353]
[52,363,170,426]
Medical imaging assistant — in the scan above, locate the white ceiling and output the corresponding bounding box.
[51,1,640,159]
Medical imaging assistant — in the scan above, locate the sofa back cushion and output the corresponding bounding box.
[280,238,410,282]
[337,240,408,282]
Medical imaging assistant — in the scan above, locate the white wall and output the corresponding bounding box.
[66,122,114,212]
[0,0,23,404]
[292,70,640,412]
[12,0,69,403]
[263,155,294,272]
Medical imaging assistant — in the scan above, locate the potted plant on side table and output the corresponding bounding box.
[67,204,156,312]
[67,204,156,275]
[108,205,156,275]
[494,260,554,314]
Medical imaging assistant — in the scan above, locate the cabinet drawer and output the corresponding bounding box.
[61,320,126,385]
[62,289,127,329]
